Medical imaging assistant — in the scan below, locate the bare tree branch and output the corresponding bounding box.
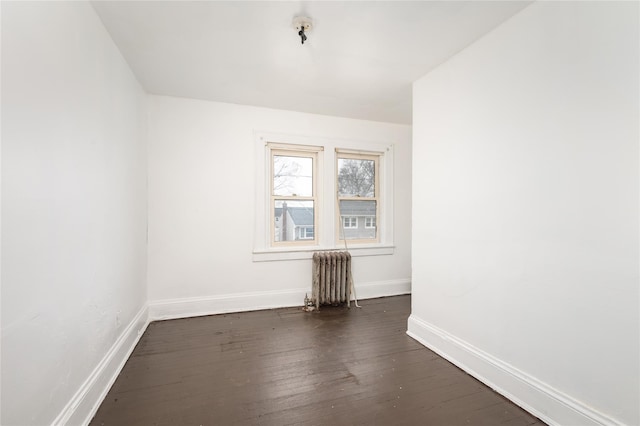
[338,159,375,197]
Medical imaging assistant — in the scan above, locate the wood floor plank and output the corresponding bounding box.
[90,296,544,425]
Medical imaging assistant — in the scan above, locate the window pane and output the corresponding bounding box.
[338,200,376,240]
[337,158,375,197]
[274,200,314,242]
[273,155,313,196]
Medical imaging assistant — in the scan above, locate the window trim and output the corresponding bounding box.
[253,131,394,262]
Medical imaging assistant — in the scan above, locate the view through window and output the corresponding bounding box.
[337,154,379,242]
[272,151,317,245]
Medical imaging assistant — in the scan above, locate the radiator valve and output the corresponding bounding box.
[302,293,316,312]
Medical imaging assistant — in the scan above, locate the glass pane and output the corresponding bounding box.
[337,158,375,197]
[273,155,313,196]
[274,200,314,242]
[338,200,376,240]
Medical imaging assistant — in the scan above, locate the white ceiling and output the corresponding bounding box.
[91,1,531,124]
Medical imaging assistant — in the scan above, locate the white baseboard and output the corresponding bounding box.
[352,278,411,300]
[407,315,621,426]
[148,288,307,321]
[52,305,150,426]
[148,278,411,321]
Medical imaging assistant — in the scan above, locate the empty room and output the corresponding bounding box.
[1,1,638,425]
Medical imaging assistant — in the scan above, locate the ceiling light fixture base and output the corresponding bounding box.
[292,16,313,45]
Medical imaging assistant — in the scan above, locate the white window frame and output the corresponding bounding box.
[253,131,395,262]
[365,217,376,229]
[342,217,358,229]
[298,226,314,240]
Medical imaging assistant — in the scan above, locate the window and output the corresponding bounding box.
[271,148,317,245]
[298,226,314,240]
[337,152,379,242]
[254,133,394,261]
[342,217,358,228]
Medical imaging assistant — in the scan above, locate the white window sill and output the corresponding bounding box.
[252,244,395,262]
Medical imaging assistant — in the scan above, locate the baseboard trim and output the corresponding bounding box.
[407,315,621,426]
[148,278,411,321]
[352,278,411,300]
[52,305,150,426]
[148,288,307,321]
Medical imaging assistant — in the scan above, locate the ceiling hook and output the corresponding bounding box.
[298,26,307,44]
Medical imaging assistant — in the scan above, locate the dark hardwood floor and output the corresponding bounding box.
[91,296,544,425]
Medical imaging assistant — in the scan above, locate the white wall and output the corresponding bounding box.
[147,95,411,315]
[410,2,639,425]
[1,2,148,425]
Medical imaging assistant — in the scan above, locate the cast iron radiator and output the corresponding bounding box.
[311,251,352,309]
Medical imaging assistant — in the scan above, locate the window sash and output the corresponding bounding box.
[270,147,318,246]
[336,152,380,243]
